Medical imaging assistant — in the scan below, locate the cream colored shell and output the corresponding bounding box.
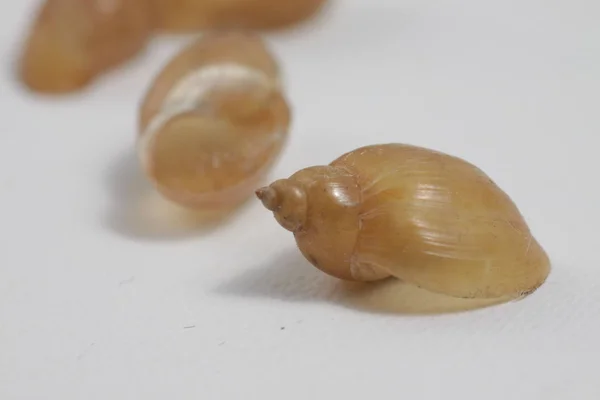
[257,143,550,300]
[149,0,329,32]
[19,0,152,93]
[139,33,291,214]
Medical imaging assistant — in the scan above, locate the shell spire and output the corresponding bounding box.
[255,187,280,211]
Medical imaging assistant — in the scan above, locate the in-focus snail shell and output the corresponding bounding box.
[149,0,328,32]
[256,143,550,300]
[138,32,291,216]
[19,0,152,93]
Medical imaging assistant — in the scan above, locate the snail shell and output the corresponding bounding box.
[138,32,291,215]
[149,0,328,32]
[256,143,550,300]
[19,0,152,93]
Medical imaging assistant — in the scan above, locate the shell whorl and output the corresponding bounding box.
[257,165,391,281]
[138,62,281,172]
[331,143,550,299]
[256,179,307,232]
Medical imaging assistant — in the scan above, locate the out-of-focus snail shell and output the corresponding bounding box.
[149,0,328,32]
[256,143,550,300]
[19,0,152,93]
[138,32,291,215]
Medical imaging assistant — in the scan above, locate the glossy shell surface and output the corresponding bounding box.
[138,33,291,212]
[149,0,328,32]
[329,144,550,299]
[20,0,152,93]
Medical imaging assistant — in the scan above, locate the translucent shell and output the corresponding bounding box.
[257,143,550,300]
[138,32,291,216]
[19,0,152,93]
[149,0,328,32]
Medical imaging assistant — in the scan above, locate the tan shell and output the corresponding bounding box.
[19,0,152,93]
[138,32,291,216]
[257,143,550,300]
[149,0,328,32]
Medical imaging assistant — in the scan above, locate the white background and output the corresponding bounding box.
[1,0,599,399]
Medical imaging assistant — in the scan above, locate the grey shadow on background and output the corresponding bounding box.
[215,247,512,315]
[103,147,249,241]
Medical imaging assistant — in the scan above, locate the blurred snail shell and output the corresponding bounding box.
[256,143,550,300]
[138,32,291,214]
[19,0,152,93]
[149,0,328,32]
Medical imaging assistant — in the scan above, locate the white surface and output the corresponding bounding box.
[1,1,599,399]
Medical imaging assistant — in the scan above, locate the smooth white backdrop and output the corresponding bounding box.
[1,1,599,399]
